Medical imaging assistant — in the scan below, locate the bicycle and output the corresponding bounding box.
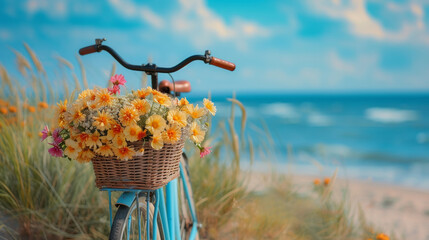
[79,38,235,240]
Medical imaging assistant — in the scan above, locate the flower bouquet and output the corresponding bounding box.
[42,74,215,189]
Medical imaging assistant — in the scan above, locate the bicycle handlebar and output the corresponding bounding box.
[78,41,235,73]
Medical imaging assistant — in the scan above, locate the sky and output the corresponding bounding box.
[1,0,429,95]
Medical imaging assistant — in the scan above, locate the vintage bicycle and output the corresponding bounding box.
[79,38,235,240]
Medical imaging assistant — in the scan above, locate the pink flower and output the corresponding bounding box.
[48,143,63,157]
[199,146,212,158]
[110,74,126,86]
[108,85,121,95]
[52,128,63,145]
[40,125,50,142]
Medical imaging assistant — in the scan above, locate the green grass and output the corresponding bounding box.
[0,44,394,240]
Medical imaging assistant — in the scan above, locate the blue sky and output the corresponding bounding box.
[1,0,429,94]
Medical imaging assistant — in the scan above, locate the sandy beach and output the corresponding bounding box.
[246,172,429,240]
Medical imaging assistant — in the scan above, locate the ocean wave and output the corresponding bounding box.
[365,108,418,123]
[262,103,300,119]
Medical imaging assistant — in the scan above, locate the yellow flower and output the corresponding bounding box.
[184,104,205,119]
[92,110,114,131]
[178,97,189,107]
[86,131,102,149]
[78,89,92,101]
[106,122,123,140]
[154,94,171,107]
[151,133,164,150]
[38,102,49,109]
[131,99,151,115]
[189,121,205,143]
[203,98,216,116]
[112,135,127,148]
[167,109,187,128]
[95,88,114,107]
[113,146,136,161]
[163,124,182,144]
[119,106,140,126]
[313,179,321,185]
[64,139,80,160]
[124,124,142,142]
[145,115,166,134]
[134,87,152,99]
[76,148,95,163]
[324,178,330,186]
[95,143,114,157]
[56,99,68,115]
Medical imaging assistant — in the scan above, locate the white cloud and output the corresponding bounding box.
[108,0,164,29]
[310,0,428,43]
[25,0,67,18]
[0,29,12,41]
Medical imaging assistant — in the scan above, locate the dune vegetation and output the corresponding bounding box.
[0,45,393,240]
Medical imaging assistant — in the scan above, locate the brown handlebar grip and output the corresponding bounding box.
[79,45,98,55]
[210,57,236,71]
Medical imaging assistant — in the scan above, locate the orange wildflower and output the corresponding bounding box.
[0,107,7,114]
[184,104,205,119]
[163,124,181,144]
[28,106,36,113]
[119,106,140,126]
[145,115,166,134]
[95,88,114,107]
[131,99,151,115]
[38,102,49,109]
[153,94,171,107]
[203,98,216,116]
[178,97,189,107]
[124,124,142,142]
[112,135,127,147]
[167,109,187,127]
[313,179,321,185]
[189,121,205,143]
[70,107,86,124]
[9,106,17,113]
[56,99,68,115]
[137,129,147,140]
[133,87,152,99]
[86,132,102,149]
[95,143,114,157]
[376,233,389,240]
[114,146,136,161]
[324,178,330,186]
[92,110,114,131]
[107,122,123,140]
[151,133,164,150]
[64,139,80,160]
[76,148,95,163]
[77,132,90,147]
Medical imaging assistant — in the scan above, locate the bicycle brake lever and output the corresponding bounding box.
[95,38,106,46]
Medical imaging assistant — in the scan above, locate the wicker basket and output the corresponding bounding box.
[91,138,185,190]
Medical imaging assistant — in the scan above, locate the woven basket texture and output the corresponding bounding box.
[92,138,185,190]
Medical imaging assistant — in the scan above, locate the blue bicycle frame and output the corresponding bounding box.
[102,163,198,240]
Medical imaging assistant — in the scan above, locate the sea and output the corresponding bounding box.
[189,93,429,190]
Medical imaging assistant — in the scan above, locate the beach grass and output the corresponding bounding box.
[0,45,394,239]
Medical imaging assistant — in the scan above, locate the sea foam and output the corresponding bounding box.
[365,108,417,123]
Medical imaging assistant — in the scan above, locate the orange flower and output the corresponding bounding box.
[203,98,216,116]
[86,131,102,149]
[163,124,181,144]
[324,178,330,186]
[376,233,389,240]
[114,146,136,161]
[153,94,171,107]
[313,179,321,185]
[134,87,152,99]
[56,99,68,115]
[106,122,123,140]
[119,106,140,126]
[0,107,7,114]
[131,99,151,115]
[70,107,86,124]
[77,132,90,147]
[95,88,114,107]
[112,135,127,148]
[184,104,205,119]
[28,106,36,113]
[145,115,166,134]
[136,148,145,156]
[124,124,142,142]
[38,102,49,109]
[92,110,114,131]
[95,143,114,157]
[178,97,189,107]
[137,129,147,140]
[64,139,80,160]
[167,109,187,128]
[189,121,205,143]
[76,148,95,163]
[151,133,164,150]
[9,106,17,113]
